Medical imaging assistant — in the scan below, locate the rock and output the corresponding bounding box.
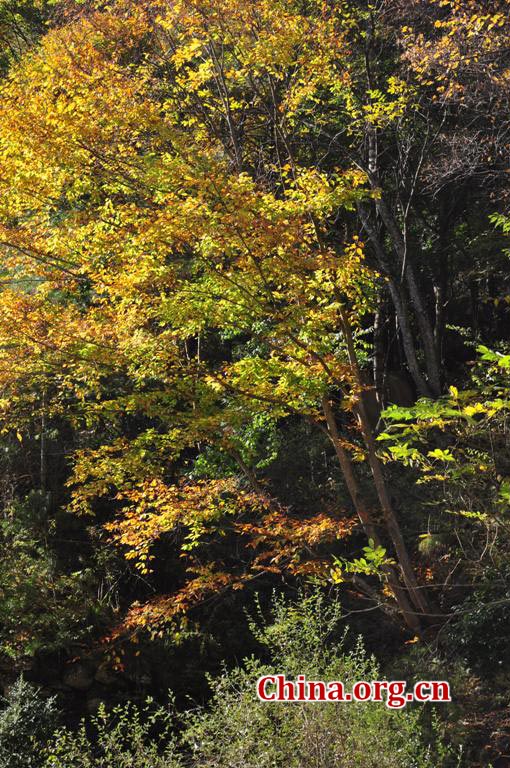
[85,697,103,714]
[94,666,117,686]
[63,664,94,691]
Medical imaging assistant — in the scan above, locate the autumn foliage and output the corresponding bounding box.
[0,0,510,657]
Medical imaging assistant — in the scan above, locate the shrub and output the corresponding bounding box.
[43,592,454,768]
[0,492,101,664]
[182,592,449,768]
[0,677,58,768]
[45,700,182,768]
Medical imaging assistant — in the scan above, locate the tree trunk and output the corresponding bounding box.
[321,396,422,633]
[358,203,432,398]
[373,195,442,397]
[337,308,435,618]
[405,259,442,397]
[434,203,450,371]
[373,293,387,409]
[40,387,47,495]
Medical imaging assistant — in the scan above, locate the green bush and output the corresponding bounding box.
[0,677,58,768]
[45,700,182,768]
[0,492,100,664]
[43,592,454,768]
[182,592,449,768]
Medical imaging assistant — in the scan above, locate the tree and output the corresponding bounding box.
[0,0,437,635]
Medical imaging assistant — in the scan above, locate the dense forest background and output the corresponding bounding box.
[0,0,510,765]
